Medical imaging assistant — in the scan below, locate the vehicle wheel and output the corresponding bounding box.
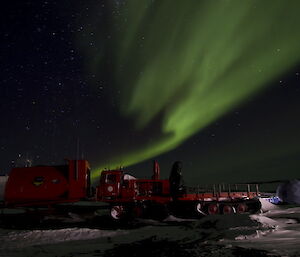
[110,205,125,220]
[207,203,219,215]
[222,205,236,214]
[195,202,206,216]
[244,199,262,214]
[236,203,248,213]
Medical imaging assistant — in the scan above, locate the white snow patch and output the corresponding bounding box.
[164,215,197,222]
[223,205,300,256]
[1,202,300,257]
[250,214,279,228]
[0,227,128,249]
[259,197,281,212]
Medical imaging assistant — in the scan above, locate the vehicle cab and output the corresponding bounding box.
[97,170,136,202]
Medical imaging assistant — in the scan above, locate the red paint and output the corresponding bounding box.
[97,170,122,200]
[4,160,90,206]
[2,160,261,217]
[152,160,160,180]
[97,170,171,204]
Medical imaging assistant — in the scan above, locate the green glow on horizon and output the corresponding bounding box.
[90,0,300,179]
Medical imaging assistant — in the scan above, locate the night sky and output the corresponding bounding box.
[1,0,300,185]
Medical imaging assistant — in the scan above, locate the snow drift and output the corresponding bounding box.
[0,198,300,257]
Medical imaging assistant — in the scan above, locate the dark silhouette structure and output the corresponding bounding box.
[169,161,185,198]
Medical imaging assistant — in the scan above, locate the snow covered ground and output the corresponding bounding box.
[0,198,300,257]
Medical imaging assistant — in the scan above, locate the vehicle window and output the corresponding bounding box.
[106,174,116,184]
[123,180,129,188]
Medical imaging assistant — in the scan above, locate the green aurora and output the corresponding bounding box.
[85,0,300,179]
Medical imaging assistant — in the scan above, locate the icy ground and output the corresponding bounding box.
[1,199,300,257]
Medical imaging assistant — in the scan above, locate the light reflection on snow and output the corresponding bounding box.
[0,198,300,257]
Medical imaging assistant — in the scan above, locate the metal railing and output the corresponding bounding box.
[186,183,260,197]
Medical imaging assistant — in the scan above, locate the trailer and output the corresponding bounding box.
[0,160,261,222]
[3,160,91,207]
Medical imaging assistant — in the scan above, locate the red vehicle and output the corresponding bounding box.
[4,160,91,207]
[96,161,261,220]
[1,160,261,221]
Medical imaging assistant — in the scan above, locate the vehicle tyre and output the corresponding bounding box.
[110,205,125,220]
[236,203,248,213]
[247,199,262,214]
[221,204,236,214]
[207,203,219,215]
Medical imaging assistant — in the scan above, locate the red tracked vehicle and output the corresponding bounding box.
[1,160,261,221]
[96,161,261,220]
